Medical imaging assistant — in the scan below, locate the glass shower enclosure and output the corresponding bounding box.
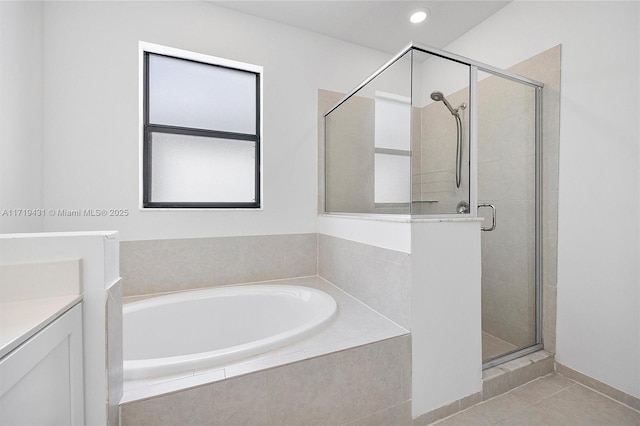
[323,42,543,368]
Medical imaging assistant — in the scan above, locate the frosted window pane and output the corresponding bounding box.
[374,154,410,203]
[375,96,411,150]
[150,133,256,203]
[148,54,256,134]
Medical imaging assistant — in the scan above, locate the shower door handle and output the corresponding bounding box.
[478,203,496,231]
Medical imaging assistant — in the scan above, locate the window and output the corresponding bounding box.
[142,44,262,208]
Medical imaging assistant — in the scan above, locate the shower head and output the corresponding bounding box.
[430,90,467,189]
[430,91,444,102]
[430,90,458,116]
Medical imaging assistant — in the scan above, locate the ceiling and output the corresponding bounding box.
[211,1,511,54]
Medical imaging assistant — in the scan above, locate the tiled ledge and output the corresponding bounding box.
[318,213,413,223]
[318,213,484,224]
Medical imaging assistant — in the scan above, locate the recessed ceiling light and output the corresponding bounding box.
[409,9,429,24]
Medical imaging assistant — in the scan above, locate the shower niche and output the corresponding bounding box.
[323,42,543,369]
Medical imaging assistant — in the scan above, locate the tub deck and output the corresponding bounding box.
[121,276,409,403]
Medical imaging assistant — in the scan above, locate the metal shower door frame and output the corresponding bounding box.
[323,42,545,368]
[408,43,544,368]
[473,70,544,370]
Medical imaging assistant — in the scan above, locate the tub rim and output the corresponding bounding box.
[123,284,337,380]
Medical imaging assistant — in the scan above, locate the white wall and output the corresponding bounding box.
[317,215,412,253]
[41,1,389,241]
[444,1,640,398]
[0,1,44,233]
[411,221,482,416]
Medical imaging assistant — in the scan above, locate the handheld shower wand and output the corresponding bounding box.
[430,91,466,188]
[430,91,459,116]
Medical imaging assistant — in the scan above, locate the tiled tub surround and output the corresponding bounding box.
[122,335,411,426]
[318,233,411,329]
[122,231,411,336]
[120,276,411,425]
[120,233,317,297]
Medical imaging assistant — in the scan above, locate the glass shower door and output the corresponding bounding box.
[477,70,541,366]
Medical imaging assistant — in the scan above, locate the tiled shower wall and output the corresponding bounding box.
[319,89,410,215]
[120,233,317,297]
[413,91,471,215]
[321,89,376,214]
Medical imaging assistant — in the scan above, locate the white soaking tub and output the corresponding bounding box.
[123,284,337,380]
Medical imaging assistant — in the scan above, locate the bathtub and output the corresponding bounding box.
[123,284,337,380]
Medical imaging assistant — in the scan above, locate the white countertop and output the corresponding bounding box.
[0,295,83,359]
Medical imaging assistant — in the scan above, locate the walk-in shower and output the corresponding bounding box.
[323,42,543,369]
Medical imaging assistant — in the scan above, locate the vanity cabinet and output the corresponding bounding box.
[0,303,84,425]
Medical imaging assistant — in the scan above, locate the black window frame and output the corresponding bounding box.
[142,51,261,209]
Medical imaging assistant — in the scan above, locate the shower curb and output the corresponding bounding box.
[481,350,554,400]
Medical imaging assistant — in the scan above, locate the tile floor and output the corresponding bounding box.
[432,373,640,425]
